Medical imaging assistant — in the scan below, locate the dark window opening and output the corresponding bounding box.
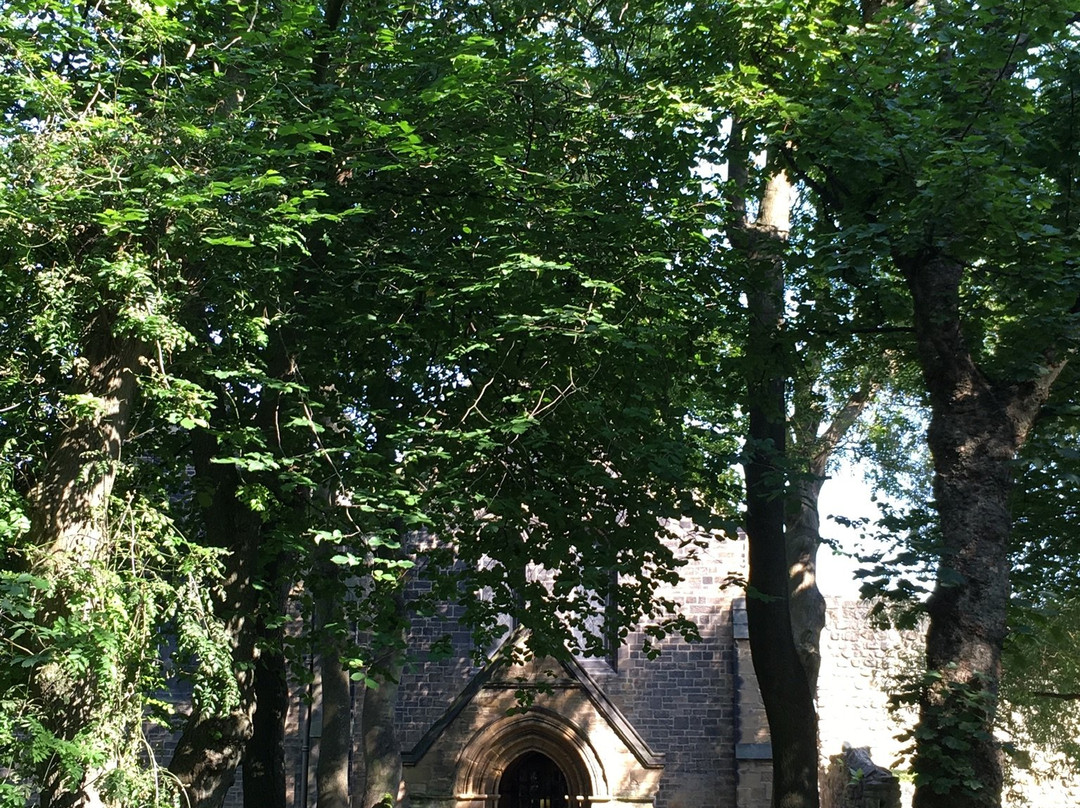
[575,569,619,671]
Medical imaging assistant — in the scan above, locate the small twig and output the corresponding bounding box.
[156,341,169,386]
[461,375,497,425]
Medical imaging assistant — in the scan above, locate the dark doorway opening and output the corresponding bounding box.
[498,751,571,808]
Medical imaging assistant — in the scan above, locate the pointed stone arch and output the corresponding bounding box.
[401,648,663,808]
[454,708,604,804]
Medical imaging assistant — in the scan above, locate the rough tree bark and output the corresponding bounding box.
[784,470,829,699]
[29,315,148,808]
[316,642,353,808]
[28,318,145,563]
[314,555,354,808]
[244,590,290,808]
[896,248,1066,808]
[360,644,405,808]
[313,538,407,808]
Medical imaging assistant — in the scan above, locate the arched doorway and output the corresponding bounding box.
[497,751,571,808]
[450,709,602,808]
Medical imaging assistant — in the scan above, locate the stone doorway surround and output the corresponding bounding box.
[455,709,596,806]
[401,633,664,808]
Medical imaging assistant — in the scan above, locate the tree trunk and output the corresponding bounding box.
[737,156,820,808]
[30,317,148,808]
[785,474,828,696]
[29,317,145,562]
[169,707,255,808]
[745,406,819,808]
[316,644,353,808]
[787,373,877,696]
[360,647,405,808]
[309,537,355,808]
[244,613,289,808]
[897,250,1064,808]
[168,432,264,808]
[170,328,303,807]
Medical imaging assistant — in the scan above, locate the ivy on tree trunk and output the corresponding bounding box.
[30,317,148,808]
[168,433,264,808]
[897,249,1066,808]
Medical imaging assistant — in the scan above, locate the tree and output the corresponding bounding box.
[692,4,1080,808]
[0,3,728,807]
[741,189,822,808]
[719,141,883,808]
[15,5,1078,808]
[687,9,892,800]
[725,132,820,807]
[0,3,304,805]
[759,4,1080,806]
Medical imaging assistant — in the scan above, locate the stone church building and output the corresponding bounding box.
[167,524,1077,808]
[318,524,915,808]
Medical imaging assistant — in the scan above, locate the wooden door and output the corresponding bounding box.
[497,751,570,808]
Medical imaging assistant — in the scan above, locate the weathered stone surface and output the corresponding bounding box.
[822,745,900,808]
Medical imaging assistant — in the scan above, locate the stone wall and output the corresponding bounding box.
[590,526,743,808]
[150,531,1080,808]
[392,532,925,808]
[732,597,916,808]
[818,601,917,771]
[393,523,748,808]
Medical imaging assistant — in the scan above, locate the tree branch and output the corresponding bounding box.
[808,373,879,478]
